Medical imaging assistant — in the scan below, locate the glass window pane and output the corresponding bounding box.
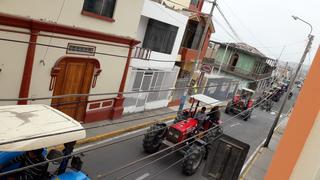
[83,0,103,14]
[143,19,178,54]
[132,72,143,90]
[101,0,116,18]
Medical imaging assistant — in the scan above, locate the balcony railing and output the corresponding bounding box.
[133,47,151,60]
[210,61,272,80]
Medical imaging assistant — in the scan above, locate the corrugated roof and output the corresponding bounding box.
[229,42,266,57]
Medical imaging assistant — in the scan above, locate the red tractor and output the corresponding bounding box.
[225,88,255,121]
[143,94,223,176]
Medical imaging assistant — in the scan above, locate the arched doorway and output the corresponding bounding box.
[50,57,100,122]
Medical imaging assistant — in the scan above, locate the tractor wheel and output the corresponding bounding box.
[182,144,205,176]
[143,124,166,154]
[243,111,251,121]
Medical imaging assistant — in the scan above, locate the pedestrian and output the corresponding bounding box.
[0,149,48,180]
[194,107,207,129]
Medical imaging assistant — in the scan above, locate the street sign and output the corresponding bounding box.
[200,64,213,74]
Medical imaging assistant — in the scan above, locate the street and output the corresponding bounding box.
[80,88,299,180]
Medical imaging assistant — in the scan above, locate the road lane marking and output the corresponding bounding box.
[135,173,150,180]
[230,122,241,128]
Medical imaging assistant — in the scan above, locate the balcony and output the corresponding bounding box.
[210,61,272,80]
[133,47,151,60]
[179,47,198,63]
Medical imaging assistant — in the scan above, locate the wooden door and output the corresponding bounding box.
[51,58,94,122]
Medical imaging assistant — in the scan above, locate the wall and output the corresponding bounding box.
[236,53,256,72]
[163,0,191,10]
[0,0,144,39]
[131,0,188,70]
[265,47,320,180]
[29,32,129,105]
[0,25,29,106]
[215,47,233,64]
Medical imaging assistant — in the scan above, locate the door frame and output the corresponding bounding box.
[134,72,154,112]
[50,56,101,122]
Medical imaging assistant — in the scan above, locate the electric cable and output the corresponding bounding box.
[0,88,280,178]
[96,88,279,179]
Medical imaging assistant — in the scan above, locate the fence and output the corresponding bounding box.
[124,67,179,113]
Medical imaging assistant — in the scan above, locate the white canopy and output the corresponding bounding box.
[242,88,255,93]
[0,105,86,151]
[191,94,221,107]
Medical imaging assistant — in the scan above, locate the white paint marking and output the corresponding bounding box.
[75,120,174,152]
[135,173,150,180]
[230,122,241,128]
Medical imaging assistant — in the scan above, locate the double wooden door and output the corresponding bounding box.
[51,58,95,122]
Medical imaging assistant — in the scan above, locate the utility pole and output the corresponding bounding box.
[195,0,216,86]
[263,16,314,147]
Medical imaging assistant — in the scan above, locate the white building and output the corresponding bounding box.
[124,0,188,113]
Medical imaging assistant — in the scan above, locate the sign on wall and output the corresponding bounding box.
[200,64,213,74]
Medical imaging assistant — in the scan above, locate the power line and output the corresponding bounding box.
[0,87,280,178]
[0,81,246,146]
[0,75,274,102]
[216,1,276,58]
[212,17,240,42]
[216,5,242,42]
[97,88,280,179]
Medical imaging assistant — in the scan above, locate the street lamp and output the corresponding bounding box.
[263,16,314,147]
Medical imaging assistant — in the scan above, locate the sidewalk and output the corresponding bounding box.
[240,118,288,180]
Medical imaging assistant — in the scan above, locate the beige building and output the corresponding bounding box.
[0,0,145,122]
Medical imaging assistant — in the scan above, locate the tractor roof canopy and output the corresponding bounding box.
[0,105,86,151]
[191,94,221,107]
[241,88,255,93]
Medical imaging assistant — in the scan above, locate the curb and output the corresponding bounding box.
[51,114,176,150]
[239,116,289,179]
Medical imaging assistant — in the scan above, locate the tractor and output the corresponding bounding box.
[225,88,255,121]
[0,105,89,180]
[271,86,283,102]
[259,91,273,112]
[143,94,223,176]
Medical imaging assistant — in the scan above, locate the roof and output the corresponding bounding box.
[191,94,221,106]
[0,105,86,151]
[211,41,270,59]
[242,88,255,93]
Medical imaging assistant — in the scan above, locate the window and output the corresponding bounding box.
[142,19,178,54]
[83,0,116,19]
[181,20,204,49]
[191,0,199,6]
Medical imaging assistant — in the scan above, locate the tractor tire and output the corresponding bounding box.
[182,144,205,176]
[143,124,166,154]
[243,111,251,121]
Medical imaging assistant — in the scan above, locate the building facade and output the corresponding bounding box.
[123,0,188,113]
[166,0,215,106]
[205,41,277,90]
[0,0,145,122]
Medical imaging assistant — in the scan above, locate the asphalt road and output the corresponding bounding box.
[80,88,300,180]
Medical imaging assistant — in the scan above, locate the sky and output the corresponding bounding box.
[202,0,319,66]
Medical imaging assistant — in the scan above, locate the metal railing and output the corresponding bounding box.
[209,61,272,80]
